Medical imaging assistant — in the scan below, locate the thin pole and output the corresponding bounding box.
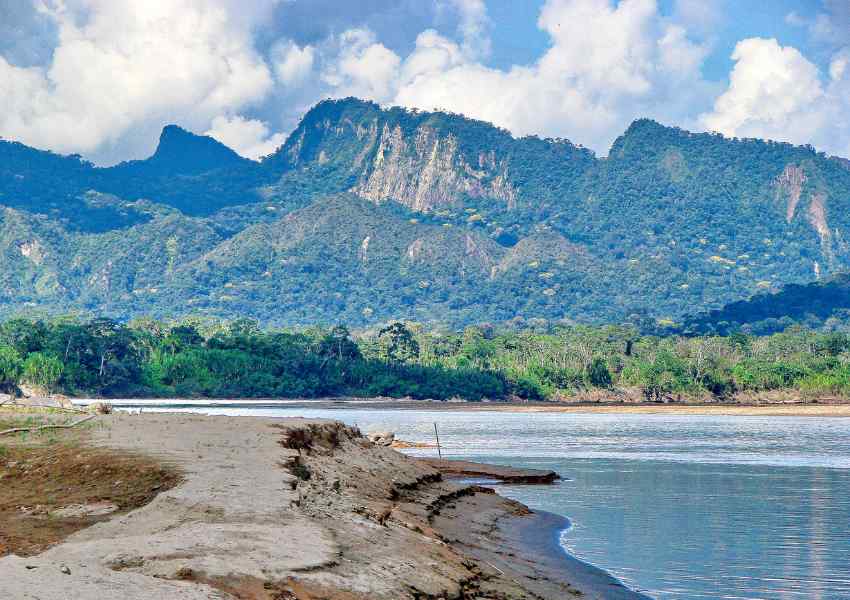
[434,422,442,459]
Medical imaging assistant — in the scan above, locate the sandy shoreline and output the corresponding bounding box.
[0,412,648,599]
[71,397,850,417]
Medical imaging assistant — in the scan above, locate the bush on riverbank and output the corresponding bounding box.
[0,316,849,401]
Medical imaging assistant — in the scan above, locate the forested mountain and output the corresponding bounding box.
[683,273,850,335]
[1,97,850,327]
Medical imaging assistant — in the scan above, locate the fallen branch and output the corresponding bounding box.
[0,414,96,436]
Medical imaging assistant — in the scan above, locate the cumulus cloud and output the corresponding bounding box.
[0,0,274,163]
[440,0,492,58]
[672,0,724,35]
[205,115,286,160]
[320,0,712,154]
[700,38,850,157]
[321,29,401,102]
[272,40,315,86]
[2,0,846,163]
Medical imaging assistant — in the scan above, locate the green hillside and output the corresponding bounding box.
[1,97,849,327]
[683,273,850,335]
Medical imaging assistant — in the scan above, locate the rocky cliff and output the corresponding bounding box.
[270,98,591,219]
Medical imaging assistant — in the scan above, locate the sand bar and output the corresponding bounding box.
[0,412,648,599]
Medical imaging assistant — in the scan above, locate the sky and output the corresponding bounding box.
[0,0,848,165]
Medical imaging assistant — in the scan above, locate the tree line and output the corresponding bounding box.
[1,316,850,402]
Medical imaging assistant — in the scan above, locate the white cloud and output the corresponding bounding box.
[321,29,401,102]
[700,38,850,157]
[398,30,465,87]
[320,0,712,154]
[830,49,849,81]
[445,0,491,58]
[0,0,273,163]
[272,40,315,86]
[672,0,723,32]
[2,0,846,164]
[701,39,824,136]
[205,115,285,160]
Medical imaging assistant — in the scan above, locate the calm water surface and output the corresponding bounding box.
[153,407,850,599]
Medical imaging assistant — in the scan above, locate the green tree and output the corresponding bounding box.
[0,345,23,393]
[22,352,63,393]
[318,326,362,361]
[460,326,497,368]
[587,357,612,388]
[377,322,420,364]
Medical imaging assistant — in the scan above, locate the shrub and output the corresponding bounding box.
[732,360,810,391]
[587,357,612,388]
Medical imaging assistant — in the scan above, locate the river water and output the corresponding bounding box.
[144,406,850,599]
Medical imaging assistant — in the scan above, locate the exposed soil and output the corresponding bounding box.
[0,429,180,557]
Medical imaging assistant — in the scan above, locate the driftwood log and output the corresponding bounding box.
[0,414,95,436]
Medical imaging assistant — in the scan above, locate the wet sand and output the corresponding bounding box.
[498,509,653,600]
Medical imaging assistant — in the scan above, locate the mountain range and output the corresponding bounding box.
[2,97,850,328]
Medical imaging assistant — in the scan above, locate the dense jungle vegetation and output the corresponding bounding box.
[3,98,850,328]
[2,316,850,402]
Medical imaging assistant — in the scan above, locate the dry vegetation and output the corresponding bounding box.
[0,410,180,557]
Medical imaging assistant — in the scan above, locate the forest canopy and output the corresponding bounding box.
[2,316,850,403]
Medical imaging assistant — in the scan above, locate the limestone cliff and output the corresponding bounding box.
[353,122,517,212]
[776,164,807,223]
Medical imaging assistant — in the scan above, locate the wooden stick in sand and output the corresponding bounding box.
[0,414,95,436]
[434,422,442,459]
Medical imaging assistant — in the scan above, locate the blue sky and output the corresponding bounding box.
[0,1,848,164]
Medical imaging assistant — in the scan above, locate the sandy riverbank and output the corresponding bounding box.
[0,412,647,599]
[64,396,850,417]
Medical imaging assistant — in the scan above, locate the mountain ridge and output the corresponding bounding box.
[1,97,850,327]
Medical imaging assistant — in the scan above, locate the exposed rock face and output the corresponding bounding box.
[354,124,518,212]
[776,164,807,223]
[808,192,834,266]
[276,101,523,215]
[775,165,841,270]
[18,240,44,265]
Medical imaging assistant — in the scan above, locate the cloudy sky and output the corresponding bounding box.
[0,0,848,165]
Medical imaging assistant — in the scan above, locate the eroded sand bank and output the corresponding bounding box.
[0,413,647,599]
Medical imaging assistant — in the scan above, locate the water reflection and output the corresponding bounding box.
[497,459,850,599]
